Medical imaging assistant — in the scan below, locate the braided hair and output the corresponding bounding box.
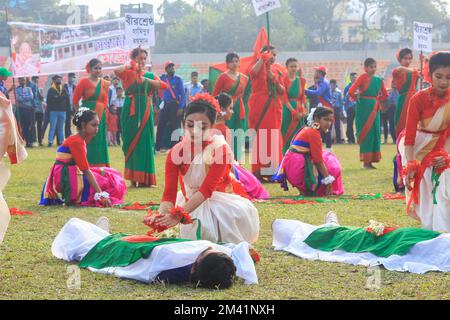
[215,92,232,111]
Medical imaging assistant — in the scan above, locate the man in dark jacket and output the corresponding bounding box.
[46,75,70,147]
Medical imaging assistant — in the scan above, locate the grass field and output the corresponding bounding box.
[0,143,448,300]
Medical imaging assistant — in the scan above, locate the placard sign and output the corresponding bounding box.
[413,21,433,52]
[125,13,155,48]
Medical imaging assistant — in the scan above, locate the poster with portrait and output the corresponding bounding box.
[8,18,146,77]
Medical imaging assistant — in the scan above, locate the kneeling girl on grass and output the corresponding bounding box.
[40,109,126,207]
[148,93,260,245]
[272,107,344,197]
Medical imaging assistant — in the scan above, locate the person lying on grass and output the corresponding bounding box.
[52,217,258,288]
[273,211,449,274]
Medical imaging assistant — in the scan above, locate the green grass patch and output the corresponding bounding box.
[0,143,448,300]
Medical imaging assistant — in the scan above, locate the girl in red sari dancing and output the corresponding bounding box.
[392,48,420,134]
[212,52,249,161]
[399,52,450,232]
[248,45,285,181]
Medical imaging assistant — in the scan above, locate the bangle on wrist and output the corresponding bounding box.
[402,160,419,177]
[170,206,193,225]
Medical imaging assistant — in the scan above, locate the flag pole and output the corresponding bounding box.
[266,12,271,45]
[419,50,424,90]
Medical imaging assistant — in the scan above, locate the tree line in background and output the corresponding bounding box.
[0,0,448,52]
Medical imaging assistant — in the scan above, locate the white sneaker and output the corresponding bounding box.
[326,148,332,152]
[96,216,110,232]
[325,211,340,226]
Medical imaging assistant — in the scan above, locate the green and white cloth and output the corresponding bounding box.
[273,219,450,274]
[52,218,258,284]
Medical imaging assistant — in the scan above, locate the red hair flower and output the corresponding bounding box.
[191,93,221,113]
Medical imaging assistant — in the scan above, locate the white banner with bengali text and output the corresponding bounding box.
[124,13,155,48]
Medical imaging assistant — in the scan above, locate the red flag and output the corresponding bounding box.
[253,28,269,57]
[209,27,285,87]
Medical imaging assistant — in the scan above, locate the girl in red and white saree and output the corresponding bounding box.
[0,92,27,243]
[399,52,450,233]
